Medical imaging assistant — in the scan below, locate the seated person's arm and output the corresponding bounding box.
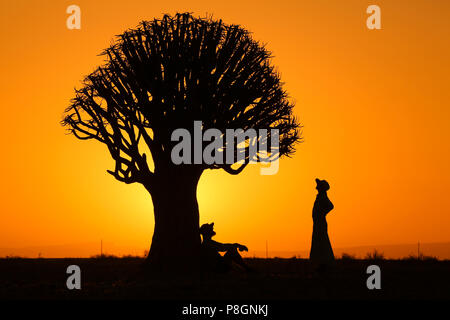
[210,240,248,252]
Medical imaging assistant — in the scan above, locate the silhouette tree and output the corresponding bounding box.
[62,13,301,271]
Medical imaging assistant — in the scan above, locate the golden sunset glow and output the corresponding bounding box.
[1,0,449,258]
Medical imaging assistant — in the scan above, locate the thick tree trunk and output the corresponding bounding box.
[144,167,203,272]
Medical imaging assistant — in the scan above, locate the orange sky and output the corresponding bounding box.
[1,0,449,258]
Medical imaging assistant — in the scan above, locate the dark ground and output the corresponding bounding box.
[0,257,448,300]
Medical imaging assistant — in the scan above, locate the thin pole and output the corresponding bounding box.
[266,240,268,259]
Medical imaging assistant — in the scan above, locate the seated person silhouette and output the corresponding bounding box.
[309,178,335,265]
[200,222,251,272]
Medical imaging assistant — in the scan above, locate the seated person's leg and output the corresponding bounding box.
[224,247,250,270]
[202,247,230,272]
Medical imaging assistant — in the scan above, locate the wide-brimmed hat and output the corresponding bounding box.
[315,178,330,191]
[199,223,215,236]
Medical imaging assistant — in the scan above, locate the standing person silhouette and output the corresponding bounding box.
[309,178,335,265]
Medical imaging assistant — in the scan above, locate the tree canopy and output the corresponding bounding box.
[62,12,301,189]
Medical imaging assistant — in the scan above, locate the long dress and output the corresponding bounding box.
[309,191,335,264]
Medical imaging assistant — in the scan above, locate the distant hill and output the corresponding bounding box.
[1,241,449,260]
[246,242,450,260]
[329,242,450,259]
[0,242,146,258]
